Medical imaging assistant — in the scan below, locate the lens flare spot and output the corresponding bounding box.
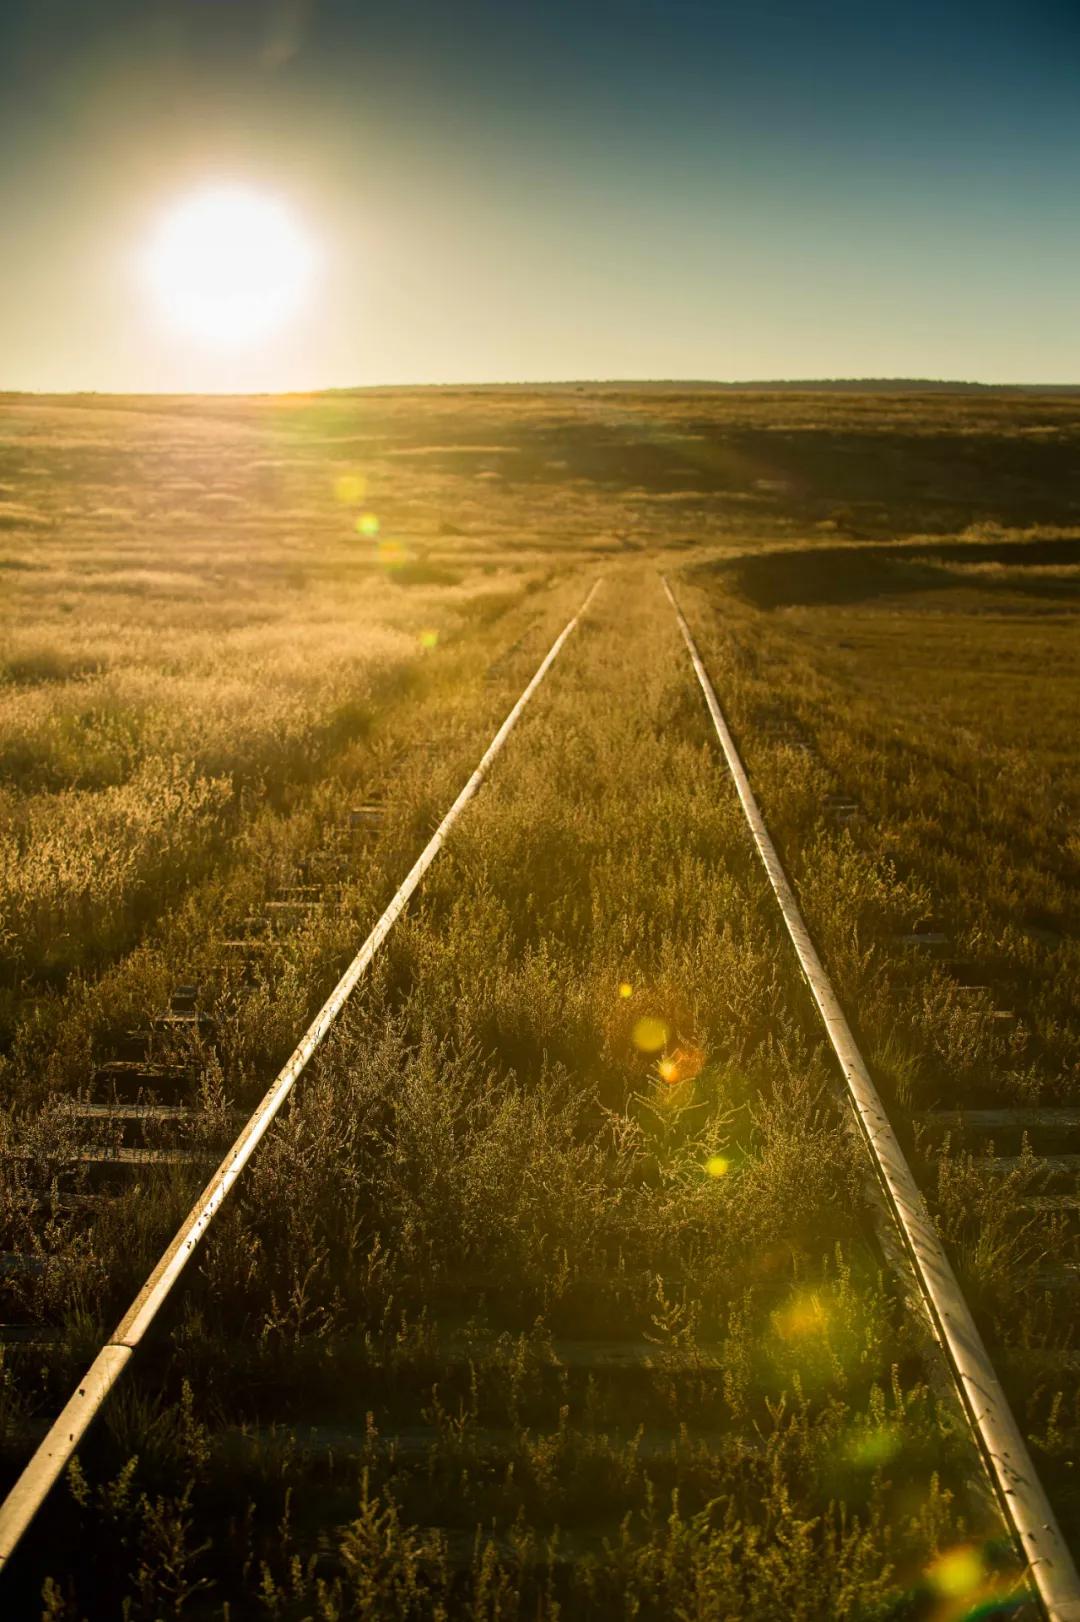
[356,512,380,537]
[335,473,366,504]
[632,1016,669,1054]
[704,1154,730,1178]
[774,1290,828,1340]
[377,540,405,566]
[927,1546,984,1599]
[618,981,633,1000]
[658,1043,705,1085]
[844,1425,901,1469]
[419,628,439,650]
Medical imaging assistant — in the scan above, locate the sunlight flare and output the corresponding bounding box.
[143,184,316,343]
[334,473,367,504]
[658,1043,705,1084]
[926,1546,984,1597]
[631,1016,669,1053]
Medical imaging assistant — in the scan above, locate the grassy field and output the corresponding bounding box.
[679,522,1080,1548]
[1,388,1077,1616]
[0,398,553,1018]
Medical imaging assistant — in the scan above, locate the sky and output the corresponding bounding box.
[0,0,1078,391]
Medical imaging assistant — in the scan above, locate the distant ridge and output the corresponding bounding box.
[657,377,1080,394]
[324,378,1080,396]
[662,377,1080,394]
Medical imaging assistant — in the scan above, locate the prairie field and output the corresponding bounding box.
[0,388,1078,1617]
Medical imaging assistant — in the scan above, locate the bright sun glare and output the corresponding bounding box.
[144,184,315,344]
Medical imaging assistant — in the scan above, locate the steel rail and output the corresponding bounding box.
[663,576,1080,1622]
[0,579,600,1575]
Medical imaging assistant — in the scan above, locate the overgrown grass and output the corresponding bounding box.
[7,569,1016,1618]
[680,519,1080,1546]
[5,386,1077,1614]
[0,398,553,1003]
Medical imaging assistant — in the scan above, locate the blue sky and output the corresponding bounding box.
[1,0,1077,389]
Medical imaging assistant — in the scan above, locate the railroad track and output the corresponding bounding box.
[0,802,392,1349]
[663,576,1080,1622]
[0,571,1077,1618]
[0,581,601,1578]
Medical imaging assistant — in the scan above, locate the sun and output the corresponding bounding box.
[143,183,315,344]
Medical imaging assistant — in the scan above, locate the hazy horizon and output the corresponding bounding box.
[6,376,1080,401]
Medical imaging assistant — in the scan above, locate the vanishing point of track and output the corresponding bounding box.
[1,573,1077,1620]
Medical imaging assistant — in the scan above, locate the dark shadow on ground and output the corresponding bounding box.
[364,423,1080,533]
[697,536,1080,609]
